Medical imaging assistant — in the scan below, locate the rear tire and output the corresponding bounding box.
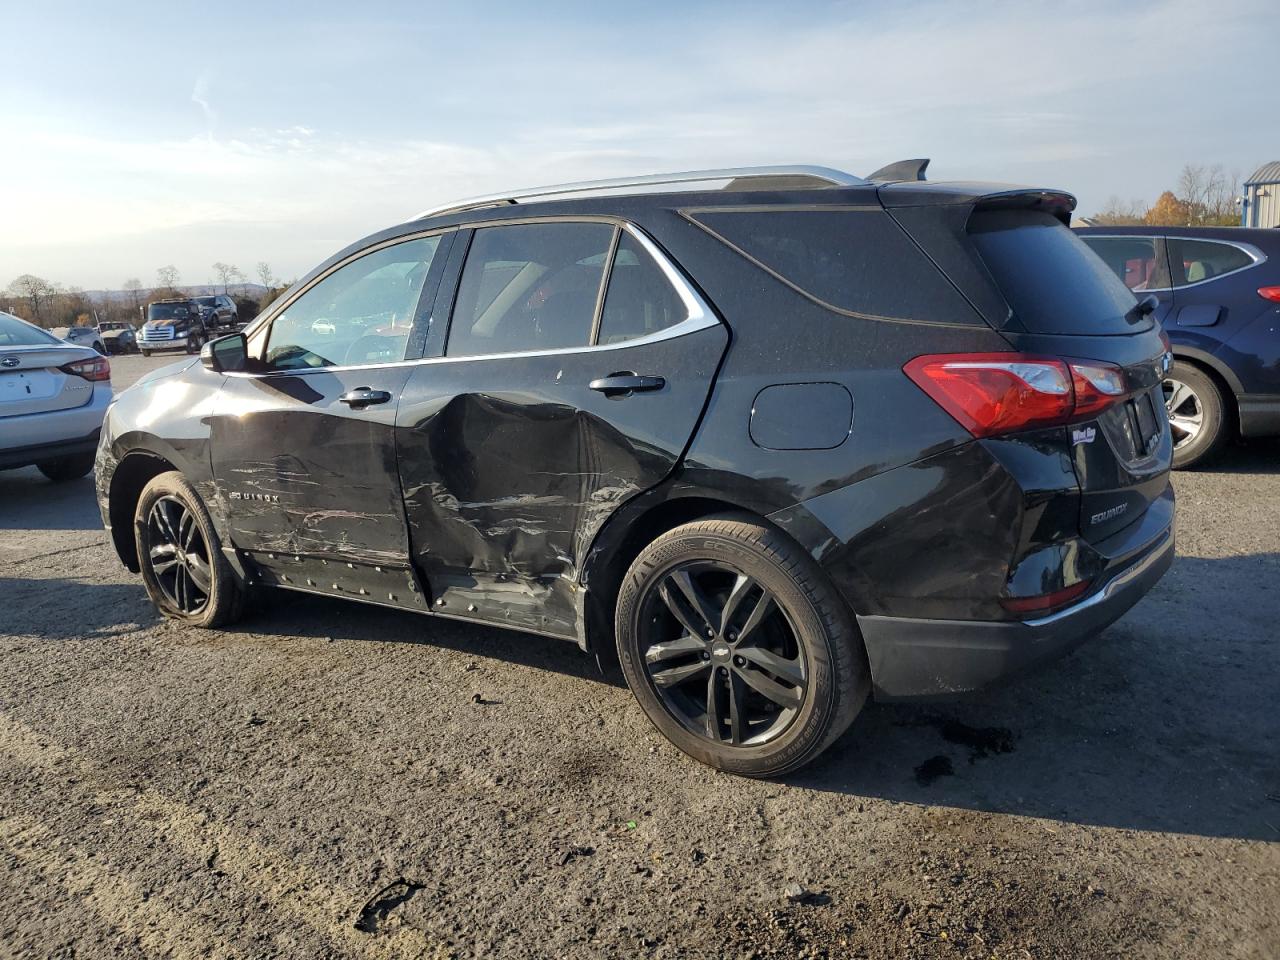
[134,471,246,628]
[615,513,868,777]
[37,453,95,482]
[1165,361,1228,469]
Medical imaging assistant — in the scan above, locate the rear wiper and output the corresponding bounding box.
[1128,294,1159,322]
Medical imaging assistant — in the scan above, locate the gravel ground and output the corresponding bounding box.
[0,353,1277,959]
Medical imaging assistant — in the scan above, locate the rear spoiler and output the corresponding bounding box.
[878,183,1077,225]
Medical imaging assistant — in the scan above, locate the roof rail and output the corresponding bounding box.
[409,164,865,221]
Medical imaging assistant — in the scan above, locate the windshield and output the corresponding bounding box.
[147,303,191,321]
[0,312,59,346]
[194,297,216,307]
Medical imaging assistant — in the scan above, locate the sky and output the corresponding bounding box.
[1,0,1275,291]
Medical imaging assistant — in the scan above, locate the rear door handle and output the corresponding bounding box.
[339,387,392,408]
[588,373,666,397]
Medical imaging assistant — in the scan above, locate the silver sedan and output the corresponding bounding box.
[0,311,114,481]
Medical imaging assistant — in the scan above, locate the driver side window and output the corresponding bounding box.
[261,235,442,370]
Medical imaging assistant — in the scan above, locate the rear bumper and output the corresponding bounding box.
[0,385,112,465]
[0,427,103,469]
[858,500,1175,700]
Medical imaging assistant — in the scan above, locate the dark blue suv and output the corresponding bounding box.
[1076,226,1280,467]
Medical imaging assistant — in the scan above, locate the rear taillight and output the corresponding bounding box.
[904,352,1128,439]
[1259,286,1280,303]
[1001,579,1092,617]
[59,356,111,382]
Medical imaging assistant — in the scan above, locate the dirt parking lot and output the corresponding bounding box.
[1,353,1277,959]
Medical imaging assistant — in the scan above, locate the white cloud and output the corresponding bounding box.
[1,0,1271,288]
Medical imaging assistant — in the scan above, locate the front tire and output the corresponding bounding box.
[134,471,246,627]
[37,453,95,482]
[140,349,152,357]
[1164,361,1228,468]
[615,513,868,777]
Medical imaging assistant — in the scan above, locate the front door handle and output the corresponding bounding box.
[588,373,666,398]
[339,387,392,409]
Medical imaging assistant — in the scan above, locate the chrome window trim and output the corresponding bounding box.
[1080,233,1267,292]
[224,222,720,380]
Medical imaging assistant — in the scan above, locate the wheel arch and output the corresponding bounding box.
[576,488,824,654]
[1170,346,1240,438]
[107,451,179,571]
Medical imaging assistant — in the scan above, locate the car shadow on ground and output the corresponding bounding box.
[1209,438,1280,474]
[0,579,159,640]
[235,551,1278,843]
[0,468,101,531]
[794,552,1280,843]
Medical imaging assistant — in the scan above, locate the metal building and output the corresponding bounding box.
[1241,161,1280,227]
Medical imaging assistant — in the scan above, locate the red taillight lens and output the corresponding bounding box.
[59,356,111,382]
[904,353,1127,438]
[1001,579,1092,617]
[1259,286,1280,303]
[1070,362,1127,417]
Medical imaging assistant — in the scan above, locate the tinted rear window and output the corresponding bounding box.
[688,209,982,324]
[0,312,58,346]
[970,212,1146,335]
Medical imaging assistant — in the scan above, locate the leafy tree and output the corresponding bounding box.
[1144,191,1193,226]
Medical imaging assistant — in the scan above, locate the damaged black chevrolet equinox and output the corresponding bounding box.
[97,162,1175,776]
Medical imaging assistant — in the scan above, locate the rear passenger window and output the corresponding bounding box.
[448,222,614,356]
[687,208,981,323]
[1169,239,1255,286]
[596,234,688,344]
[1079,236,1172,291]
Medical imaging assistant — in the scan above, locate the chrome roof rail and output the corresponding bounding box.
[409,164,866,221]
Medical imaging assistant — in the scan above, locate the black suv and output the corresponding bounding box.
[96,163,1174,776]
[193,294,241,333]
[137,299,208,356]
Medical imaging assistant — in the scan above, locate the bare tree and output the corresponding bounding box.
[229,265,247,295]
[256,261,276,290]
[1091,195,1147,225]
[123,277,148,319]
[1176,164,1241,226]
[155,265,181,294]
[6,274,57,324]
[212,262,240,295]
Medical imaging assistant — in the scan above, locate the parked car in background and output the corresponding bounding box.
[52,324,106,355]
[1075,226,1280,467]
[1,311,112,481]
[98,163,1174,776]
[193,294,240,333]
[98,321,138,354]
[137,299,208,356]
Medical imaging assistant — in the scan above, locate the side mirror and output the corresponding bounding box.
[201,332,248,373]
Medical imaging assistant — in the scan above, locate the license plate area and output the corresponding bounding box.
[1115,388,1163,461]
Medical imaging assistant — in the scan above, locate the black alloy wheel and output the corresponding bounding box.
[615,513,867,777]
[145,495,213,614]
[640,561,807,747]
